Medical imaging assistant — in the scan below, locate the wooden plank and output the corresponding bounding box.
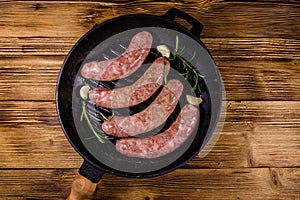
[0,2,299,39]
[198,1,300,39]
[0,37,299,58]
[203,38,300,59]
[96,168,300,200]
[217,101,300,168]
[0,169,75,199]
[0,125,82,169]
[0,37,74,56]
[225,101,300,122]
[0,101,299,168]
[0,56,61,101]
[217,58,300,101]
[0,168,299,199]
[188,121,300,169]
[0,101,58,124]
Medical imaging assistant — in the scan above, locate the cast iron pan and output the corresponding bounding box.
[56,8,222,199]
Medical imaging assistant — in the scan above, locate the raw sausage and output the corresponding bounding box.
[116,104,200,159]
[89,57,169,108]
[89,57,170,108]
[81,31,153,81]
[116,104,199,158]
[102,79,183,137]
[81,31,152,81]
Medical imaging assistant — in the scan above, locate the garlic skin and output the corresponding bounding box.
[186,94,203,105]
[157,45,170,58]
[80,85,90,100]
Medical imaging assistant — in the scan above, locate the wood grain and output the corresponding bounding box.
[0,0,299,199]
[0,1,299,39]
[1,37,299,58]
[0,101,299,169]
[95,168,300,200]
[0,168,299,199]
[0,48,299,101]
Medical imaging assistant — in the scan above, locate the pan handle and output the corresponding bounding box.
[67,160,104,200]
[162,8,203,38]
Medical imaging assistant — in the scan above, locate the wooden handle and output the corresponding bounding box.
[67,174,97,200]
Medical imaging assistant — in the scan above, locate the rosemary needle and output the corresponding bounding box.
[177,36,203,93]
[157,36,205,94]
[175,35,179,52]
[187,50,197,62]
[163,64,168,85]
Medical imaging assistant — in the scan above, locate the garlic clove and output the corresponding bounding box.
[80,85,90,100]
[186,94,203,105]
[157,44,170,58]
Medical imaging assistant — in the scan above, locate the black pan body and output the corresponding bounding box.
[56,12,221,178]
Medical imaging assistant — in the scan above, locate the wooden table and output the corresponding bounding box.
[0,1,299,199]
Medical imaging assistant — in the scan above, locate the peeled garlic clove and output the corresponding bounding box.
[80,85,90,100]
[157,45,170,58]
[186,94,203,105]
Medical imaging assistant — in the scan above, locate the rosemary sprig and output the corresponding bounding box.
[175,53,204,77]
[182,56,203,93]
[81,100,113,143]
[173,35,204,79]
[157,36,204,94]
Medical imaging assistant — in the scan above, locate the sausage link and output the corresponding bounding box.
[102,79,183,137]
[81,31,153,81]
[89,57,170,108]
[116,104,200,159]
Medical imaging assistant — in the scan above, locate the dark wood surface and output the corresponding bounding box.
[0,1,299,199]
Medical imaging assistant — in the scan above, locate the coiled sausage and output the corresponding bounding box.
[102,79,183,137]
[89,57,170,108]
[116,104,200,159]
[81,31,153,81]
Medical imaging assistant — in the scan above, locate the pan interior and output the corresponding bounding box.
[57,21,218,176]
